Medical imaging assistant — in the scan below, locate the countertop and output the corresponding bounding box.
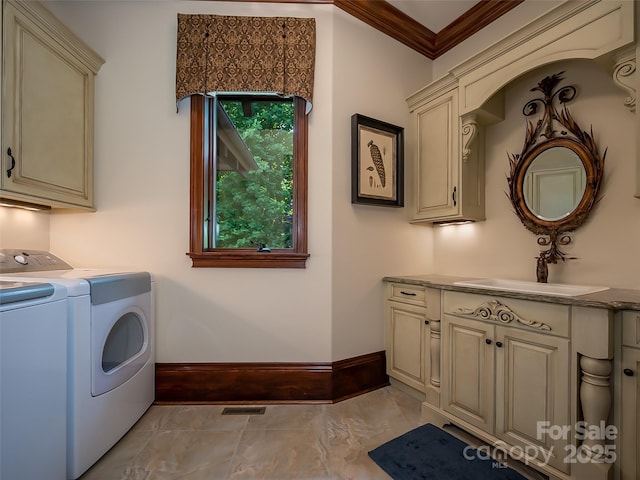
[382,274,640,312]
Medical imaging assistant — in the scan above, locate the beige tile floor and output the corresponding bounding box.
[79,385,424,480]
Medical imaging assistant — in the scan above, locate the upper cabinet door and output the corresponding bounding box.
[413,88,460,222]
[408,81,487,224]
[1,0,103,209]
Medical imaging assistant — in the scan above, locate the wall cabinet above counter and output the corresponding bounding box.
[1,0,104,210]
[406,78,503,223]
[406,0,635,224]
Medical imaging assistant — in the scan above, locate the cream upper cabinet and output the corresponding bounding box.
[1,0,104,209]
[407,76,496,224]
[411,85,462,222]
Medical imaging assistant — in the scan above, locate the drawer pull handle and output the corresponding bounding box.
[424,320,430,325]
[496,341,503,348]
[624,368,634,377]
[400,291,416,296]
[485,338,492,345]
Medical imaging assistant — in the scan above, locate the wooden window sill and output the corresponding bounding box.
[187,251,309,268]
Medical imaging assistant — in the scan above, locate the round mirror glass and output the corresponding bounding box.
[522,146,586,221]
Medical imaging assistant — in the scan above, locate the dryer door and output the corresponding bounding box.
[91,292,152,397]
[89,273,152,396]
[92,302,151,396]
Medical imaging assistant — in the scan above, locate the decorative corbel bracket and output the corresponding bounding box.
[613,49,636,113]
[461,117,478,163]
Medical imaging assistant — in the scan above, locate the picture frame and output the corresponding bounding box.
[351,113,404,207]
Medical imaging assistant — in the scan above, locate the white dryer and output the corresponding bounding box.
[0,250,155,480]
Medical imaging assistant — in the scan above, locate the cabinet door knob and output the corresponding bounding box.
[400,291,416,296]
[6,148,16,178]
[496,341,503,348]
[452,186,457,207]
[624,368,634,377]
[424,320,430,325]
[485,338,492,345]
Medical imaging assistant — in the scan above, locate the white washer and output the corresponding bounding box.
[0,250,155,480]
[0,280,67,480]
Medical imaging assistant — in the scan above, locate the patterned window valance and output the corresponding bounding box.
[176,14,316,111]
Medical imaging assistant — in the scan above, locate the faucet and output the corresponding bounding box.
[535,233,576,283]
[536,253,551,283]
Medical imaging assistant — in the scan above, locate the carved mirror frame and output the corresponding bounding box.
[507,72,606,282]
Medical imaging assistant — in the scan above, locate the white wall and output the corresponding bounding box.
[41,0,434,363]
[0,206,49,250]
[330,10,432,361]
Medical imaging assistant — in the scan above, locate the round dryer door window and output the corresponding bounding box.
[102,312,145,373]
[93,307,152,397]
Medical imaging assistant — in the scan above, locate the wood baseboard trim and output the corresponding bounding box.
[155,351,389,404]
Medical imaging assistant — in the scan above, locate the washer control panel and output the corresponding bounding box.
[0,249,73,273]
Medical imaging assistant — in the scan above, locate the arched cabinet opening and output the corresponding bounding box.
[406,0,635,225]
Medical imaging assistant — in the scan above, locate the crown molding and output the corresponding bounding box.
[334,0,436,58]
[434,0,525,58]
[209,0,523,59]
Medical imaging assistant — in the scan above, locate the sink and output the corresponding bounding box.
[452,278,609,297]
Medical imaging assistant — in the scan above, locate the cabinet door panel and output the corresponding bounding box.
[414,90,459,220]
[386,302,427,392]
[621,347,640,480]
[20,32,87,193]
[442,315,494,432]
[495,327,570,473]
[622,311,640,348]
[1,1,101,209]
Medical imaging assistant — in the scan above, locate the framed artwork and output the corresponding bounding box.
[351,113,404,207]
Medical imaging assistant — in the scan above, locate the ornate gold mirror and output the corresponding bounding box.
[507,72,605,283]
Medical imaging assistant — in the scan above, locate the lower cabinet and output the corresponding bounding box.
[386,301,429,391]
[384,282,628,480]
[442,313,570,473]
[620,311,640,480]
[384,283,440,395]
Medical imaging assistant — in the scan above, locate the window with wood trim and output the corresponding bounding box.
[187,94,309,268]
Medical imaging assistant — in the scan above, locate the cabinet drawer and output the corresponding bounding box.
[443,291,570,338]
[622,311,640,348]
[387,283,440,319]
